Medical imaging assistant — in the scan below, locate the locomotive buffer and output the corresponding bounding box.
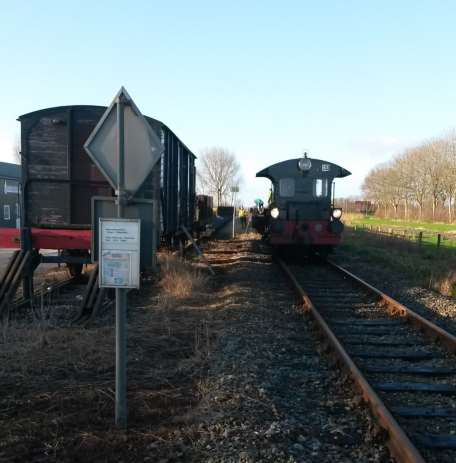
[84,87,162,427]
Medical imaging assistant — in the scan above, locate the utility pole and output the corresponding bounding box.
[231,185,239,238]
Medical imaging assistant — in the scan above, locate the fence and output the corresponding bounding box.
[347,224,456,254]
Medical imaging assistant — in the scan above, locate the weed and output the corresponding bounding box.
[158,253,209,305]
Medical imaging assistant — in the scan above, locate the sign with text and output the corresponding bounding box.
[99,218,141,288]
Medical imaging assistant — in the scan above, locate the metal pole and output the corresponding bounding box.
[115,94,127,428]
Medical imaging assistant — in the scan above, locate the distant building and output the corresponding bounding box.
[0,162,20,228]
[353,200,375,214]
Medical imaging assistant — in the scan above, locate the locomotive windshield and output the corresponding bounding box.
[278,177,329,199]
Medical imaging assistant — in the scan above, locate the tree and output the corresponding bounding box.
[361,129,456,222]
[362,164,390,217]
[422,138,446,220]
[394,154,414,220]
[441,131,456,222]
[12,135,21,163]
[197,147,241,206]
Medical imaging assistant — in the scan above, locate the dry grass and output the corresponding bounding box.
[158,253,209,306]
[238,230,261,241]
[0,249,229,462]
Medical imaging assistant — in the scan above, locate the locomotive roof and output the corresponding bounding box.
[18,105,196,159]
[256,158,351,181]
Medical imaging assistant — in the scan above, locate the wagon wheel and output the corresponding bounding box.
[67,262,83,277]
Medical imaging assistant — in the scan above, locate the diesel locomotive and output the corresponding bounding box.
[252,154,351,256]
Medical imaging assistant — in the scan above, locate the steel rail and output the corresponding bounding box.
[328,260,456,353]
[14,276,77,309]
[276,256,426,463]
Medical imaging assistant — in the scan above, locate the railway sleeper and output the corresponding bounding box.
[330,319,402,326]
[392,406,456,418]
[343,338,420,346]
[334,327,410,336]
[363,365,456,376]
[413,434,456,449]
[373,381,456,394]
[351,351,441,360]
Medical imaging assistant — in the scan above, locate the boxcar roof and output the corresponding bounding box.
[18,105,196,159]
[256,158,351,181]
[0,161,20,179]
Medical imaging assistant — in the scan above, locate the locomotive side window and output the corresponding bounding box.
[313,179,328,197]
[3,205,10,220]
[279,178,295,197]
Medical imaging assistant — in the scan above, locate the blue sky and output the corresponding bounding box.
[1,0,456,203]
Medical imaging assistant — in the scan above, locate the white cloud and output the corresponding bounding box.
[0,128,17,164]
[345,136,412,160]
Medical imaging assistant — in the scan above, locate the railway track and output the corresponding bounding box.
[4,267,109,325]
[277,256,456,463]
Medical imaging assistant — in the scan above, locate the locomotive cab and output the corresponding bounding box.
[255,155,351,254]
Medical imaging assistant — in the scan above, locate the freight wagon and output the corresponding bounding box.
[0,105,196,296]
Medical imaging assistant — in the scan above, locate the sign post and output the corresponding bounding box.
[115,93,127,428]
[230,186,239,239]
[84,87,162,428]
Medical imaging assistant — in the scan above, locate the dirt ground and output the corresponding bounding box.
[0,233,391,463]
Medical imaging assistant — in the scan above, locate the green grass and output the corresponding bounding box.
[343,213,456,249]
[345,213,456,233]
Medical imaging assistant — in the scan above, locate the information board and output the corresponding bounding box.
[99,218,141,288]
[92,196,158,271]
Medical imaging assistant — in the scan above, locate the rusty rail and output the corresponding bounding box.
[276,256,426,463]
[328,260,456,353]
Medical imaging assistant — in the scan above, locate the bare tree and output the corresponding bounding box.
[422,138,446,220]
[12,135,21,164]
[360,127,456,222]
[362,164,390,216]
[441,131,456,222]
[197,147,241,206]
[394,154,414,220]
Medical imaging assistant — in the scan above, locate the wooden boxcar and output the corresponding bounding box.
[18,105,196,248]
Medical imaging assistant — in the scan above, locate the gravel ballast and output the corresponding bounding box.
[0,235,392,462]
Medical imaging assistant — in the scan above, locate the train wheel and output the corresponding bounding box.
[67,263,83,277]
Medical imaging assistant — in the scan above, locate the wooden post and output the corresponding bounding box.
[418,231,423,248]
[181,225,215,276]
[437,234,441,249]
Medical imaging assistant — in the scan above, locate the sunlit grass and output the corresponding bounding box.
[344,213,456,233]
[340,227,456,296]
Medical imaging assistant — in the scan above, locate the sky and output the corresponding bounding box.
[1,0,456,204]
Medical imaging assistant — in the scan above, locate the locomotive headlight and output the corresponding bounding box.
[270,207,280,219]
[332,208,342,219]
[298,157,312,171]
